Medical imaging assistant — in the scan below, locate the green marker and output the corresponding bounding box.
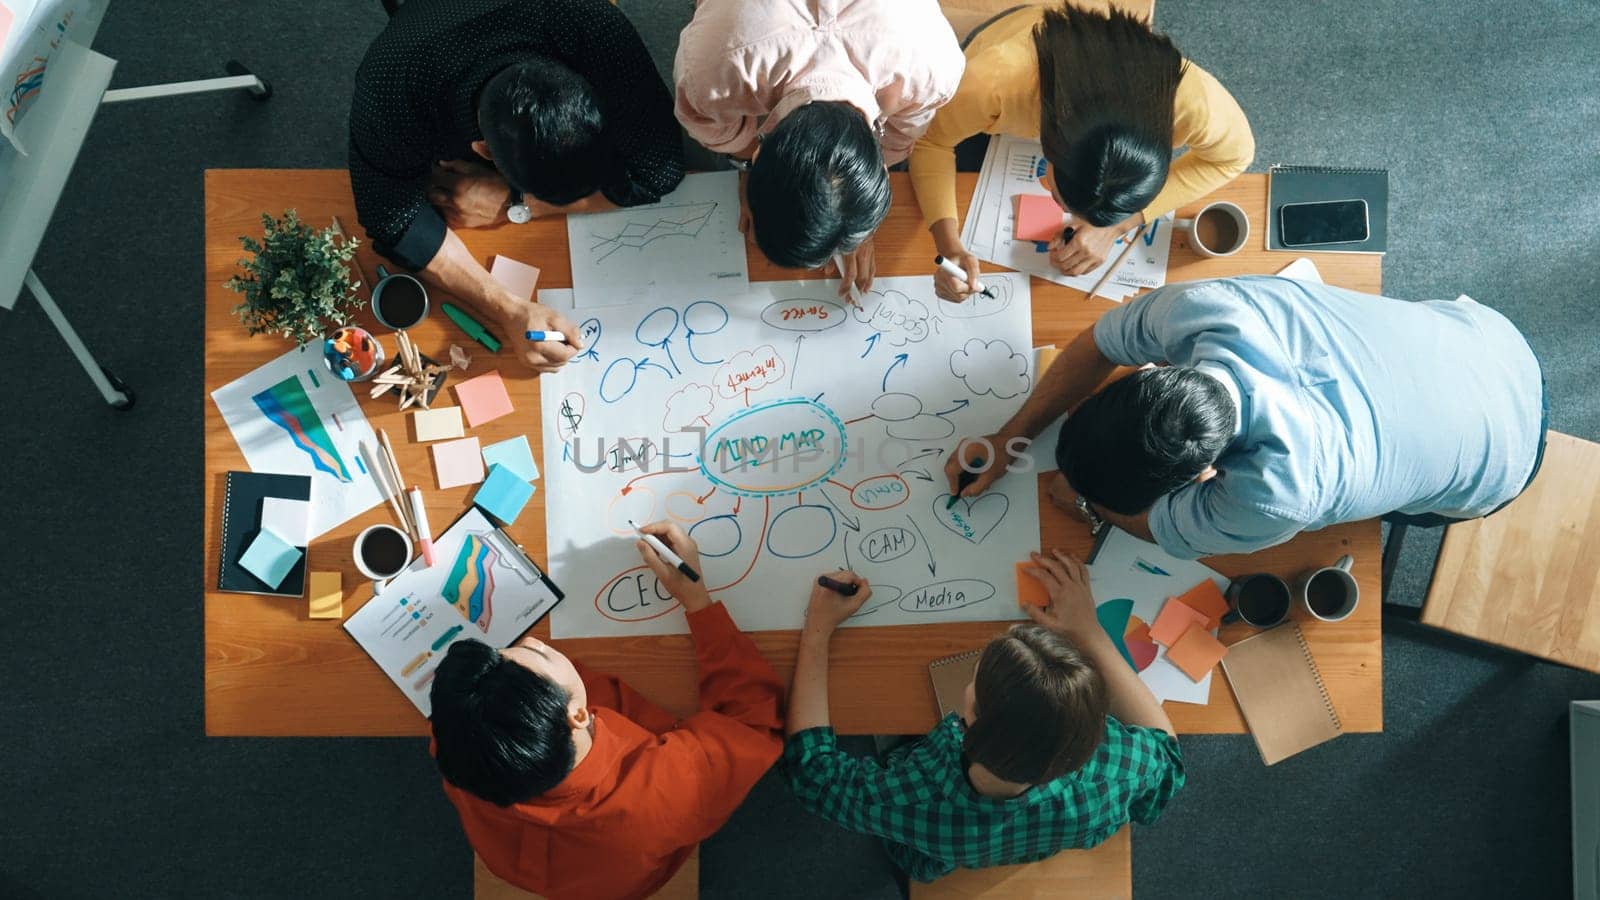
[949,456,986,509]
[442,302,502,353]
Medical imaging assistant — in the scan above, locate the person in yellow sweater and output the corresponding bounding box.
[912,3,1255,300]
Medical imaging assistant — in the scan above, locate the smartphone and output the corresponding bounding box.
[1279,199,1370,247]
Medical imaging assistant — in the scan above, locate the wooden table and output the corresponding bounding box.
[205,170,1383,737]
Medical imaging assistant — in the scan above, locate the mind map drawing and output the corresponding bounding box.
[540,274,1042,639]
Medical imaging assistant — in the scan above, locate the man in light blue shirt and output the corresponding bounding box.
[944,276,1545,559]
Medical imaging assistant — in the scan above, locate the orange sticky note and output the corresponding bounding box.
[1165,623,1228,681]
[1175,580,1229,628]
[308,571,343,620]
[1015,562,1050,608]
[453,371,514,428]
[1014,194,1065,242]
[1149,598,1211,646]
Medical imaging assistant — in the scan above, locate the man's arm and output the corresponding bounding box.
[787,572,870,735]
[1021,550,1174,736]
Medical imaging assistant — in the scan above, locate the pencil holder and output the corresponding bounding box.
[323,325,385,382]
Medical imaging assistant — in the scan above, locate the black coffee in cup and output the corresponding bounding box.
[373,275,427,330]
[1228,573,1291,628]
[359,526,410,576]
[1308,572,1350,617]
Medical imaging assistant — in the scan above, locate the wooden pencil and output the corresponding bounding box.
[377,429,416,536]
[360,440,413,533]
[1085,223,1146,302]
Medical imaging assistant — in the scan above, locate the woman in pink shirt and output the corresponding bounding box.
[674,0,965,296]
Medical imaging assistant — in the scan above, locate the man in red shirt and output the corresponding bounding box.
[429,521,784,899]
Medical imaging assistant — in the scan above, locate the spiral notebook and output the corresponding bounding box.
[1266,164,1388,254]
[929,649,983,717]
[218,471,311,597]
[1220,624,1343,765]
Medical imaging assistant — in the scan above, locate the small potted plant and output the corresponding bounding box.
[225,209,364,344]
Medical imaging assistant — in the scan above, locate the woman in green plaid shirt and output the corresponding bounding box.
[783,551,1185,882]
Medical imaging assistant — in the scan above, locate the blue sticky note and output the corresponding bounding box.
[474,464,536,525]
[481,435,539,482]
[238,527,303,589]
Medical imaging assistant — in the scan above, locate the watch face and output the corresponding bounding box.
[508,204,532,225]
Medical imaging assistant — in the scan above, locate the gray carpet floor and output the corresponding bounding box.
[2,1,1597,897]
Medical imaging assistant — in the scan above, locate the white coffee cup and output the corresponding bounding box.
[1293,554,1359,623]
[1175,200,1251,258]
[353,523,413,595]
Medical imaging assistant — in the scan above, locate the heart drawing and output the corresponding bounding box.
[932,493,1009,544]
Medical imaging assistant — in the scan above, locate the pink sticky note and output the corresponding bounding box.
[1014,194,1065,242]
[453,371,514,428]
[0,7,15,43]
[432,437,485,489]
[490,255,541,303]
[1149,598,1212,647]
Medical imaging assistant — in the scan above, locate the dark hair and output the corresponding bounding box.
[1034,4,1186,226]
[478,59,609,206]
[965,625,1107,783]
[1056,366,1234,515]
[747,101,891,269]
[430,639,576,807]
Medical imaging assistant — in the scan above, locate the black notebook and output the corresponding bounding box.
[1266,164,1389,254]
[219,471,312,597]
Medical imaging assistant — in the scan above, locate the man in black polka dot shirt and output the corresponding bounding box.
[349,0,684,372]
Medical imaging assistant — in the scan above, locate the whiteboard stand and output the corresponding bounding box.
[0,31,271,412]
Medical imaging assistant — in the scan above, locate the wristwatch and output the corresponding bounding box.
[506,189,532,225]
[1076,494,1107,536]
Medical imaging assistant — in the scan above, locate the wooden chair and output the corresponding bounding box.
[908,828,1132,900]
[1392,431,1600,672]
[473,847,699,900]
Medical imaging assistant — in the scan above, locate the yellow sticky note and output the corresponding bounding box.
[309,571,343,619]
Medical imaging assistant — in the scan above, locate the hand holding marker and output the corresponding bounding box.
[630,519,700,582]
[949,453,987,508]
[934,256,997,299]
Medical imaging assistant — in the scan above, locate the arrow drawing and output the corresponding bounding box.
[881,353,909,392]
[906,515,935,576]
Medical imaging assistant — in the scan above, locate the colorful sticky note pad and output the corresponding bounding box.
[260,497,310,546]
[413,406,465,442]
[432,437,485,489]
[454,371,515,428]
[1165,622,1228,681]
[482,435,539,482]
[1149,598,1211,647]
[1014,194,1065,242]
[239,527,302,589]
[1175,579,1229,628]
[474,463,536,525]
[490,255,542,303]
[308,571,343,619]
[1015,562,1049,608]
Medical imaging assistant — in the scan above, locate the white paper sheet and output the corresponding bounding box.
[540,274,1042,638]
[962,135,1178,301]
[1087,527,1226,705]
[210,342,384,539]
[343,508,564,715]
[567,171,749,308]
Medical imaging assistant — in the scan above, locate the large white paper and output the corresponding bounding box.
[1087,527,1226,705]
[540,274,1042,638]
[567,171,749,308]
[962,135,1175,300]
[343,508,564,715]
[1,0,96,153]
[210,342,384,539]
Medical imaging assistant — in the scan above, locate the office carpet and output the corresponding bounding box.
[2,0,1596,897]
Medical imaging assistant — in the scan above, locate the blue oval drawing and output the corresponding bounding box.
[898,579,996,613]
[857,525,916,563]
[688,514,743,558]
[760,298,847,333]
[765,504,837,559]
[699,397,848,498]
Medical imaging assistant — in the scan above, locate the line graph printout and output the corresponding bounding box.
[568,171,749,308]
[540,274,1041,638]
[211,342,383,538]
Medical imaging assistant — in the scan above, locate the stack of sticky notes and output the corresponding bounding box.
[454,371,514,428]
[238,527,303,591]
[433,436,485,489]
[474,463,536,525]
[259,497,310,546]
[308,571,343,619]
[1015,561,1050,608]
[1150,580,1231,682]
[1015,194,1066,243]
[413,406,465,442]
[482,435,540,482]
[490,255,541,303]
